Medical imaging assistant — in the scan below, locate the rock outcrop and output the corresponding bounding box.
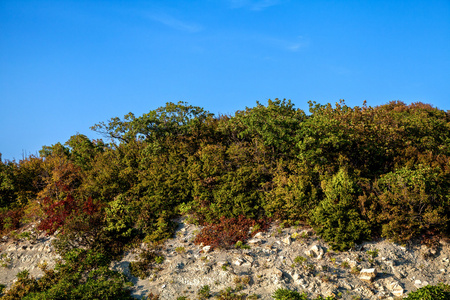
[1,220,449,299]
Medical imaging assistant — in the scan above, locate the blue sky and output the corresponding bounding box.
[1,0,449,161]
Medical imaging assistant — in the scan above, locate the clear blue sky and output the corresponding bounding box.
[1,0,449,161]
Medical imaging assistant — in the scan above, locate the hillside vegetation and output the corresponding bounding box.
[1,99,449,298]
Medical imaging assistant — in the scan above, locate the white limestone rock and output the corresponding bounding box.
[359,268,377,282]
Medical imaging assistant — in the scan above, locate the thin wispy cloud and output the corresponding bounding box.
[257,35,309,52]
[147,13,202,33]
[228,0,282,11]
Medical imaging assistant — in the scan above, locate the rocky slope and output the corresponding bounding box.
[1,220,449,299]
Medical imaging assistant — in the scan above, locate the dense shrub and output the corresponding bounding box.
[264,161,321,224]
[404,283,450,300]
[1,249,133,300]
[272,288,308,300]
[373,163,449,243]
[193,215,270,250]
[272,288,337,300]
[0,100,448,280]
[310,169,371,251]
[129,248,164,279]
[0,207,23,235]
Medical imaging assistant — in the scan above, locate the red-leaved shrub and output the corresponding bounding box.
[38,194,77,234]
[0,207,24,234]
[193,215,270,250]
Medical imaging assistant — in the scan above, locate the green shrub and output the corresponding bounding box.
[294,256,307,265]
[129,249,163,279]
[373,165,449,243]
[272,288,307,300]
[1,249,133,300]
[216,286,246,299]
[404,283,450,300]
[310,169,371,251]
[235,240,250,249]
[197,285,211,299]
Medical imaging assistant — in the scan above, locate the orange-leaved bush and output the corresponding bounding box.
[193,215,270,250]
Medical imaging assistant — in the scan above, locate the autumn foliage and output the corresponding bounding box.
[0,99,449,251]
[193,215,271,250]
[1,99,449,298]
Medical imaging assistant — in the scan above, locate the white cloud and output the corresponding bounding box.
[147,13,202,33]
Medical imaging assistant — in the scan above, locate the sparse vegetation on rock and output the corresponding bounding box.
[1,99,450,299]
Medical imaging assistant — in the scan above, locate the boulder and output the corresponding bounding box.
[414,279,429,289]
[305,244,324,259]
[247,238,262,246]
[359,268,377,282]
[388,281,404,297]
[233,257,244,266]
[254,232,265,239]
[282,236,292,245]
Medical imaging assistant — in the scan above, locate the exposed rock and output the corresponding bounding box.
[392,267,406,279]
[247,238,262,245]
[253,232,265,239]
[359,268,377,282]
[388,281,404,297]
[2,220,450,300]
[282,236,291,245]
[233,257,244,266]
[414,279,429,289]
[305,244,324,260]
[269,267,284,284]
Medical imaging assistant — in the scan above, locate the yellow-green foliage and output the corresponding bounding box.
[1,99,449,255]
[310,169,371,251]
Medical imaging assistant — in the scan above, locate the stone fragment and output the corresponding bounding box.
[323,287,336,298]
[376,291,389,299]
[392,267,405,279]
[414,279,429,289]
[233,258,244,266]
[247,238,262,245]
[345,258,358,268]
[269,267,283,284]
[282,236,291,245]
[359,268,377,282]
[340,280,353,290]
[305,244,324,259]
[361,286,375,296]
[388,280,404,297]
[254,232,265,239]
[202,246,211,253]
[392,286,404,297]
[385,260,395,268]
[217,260,228,268]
